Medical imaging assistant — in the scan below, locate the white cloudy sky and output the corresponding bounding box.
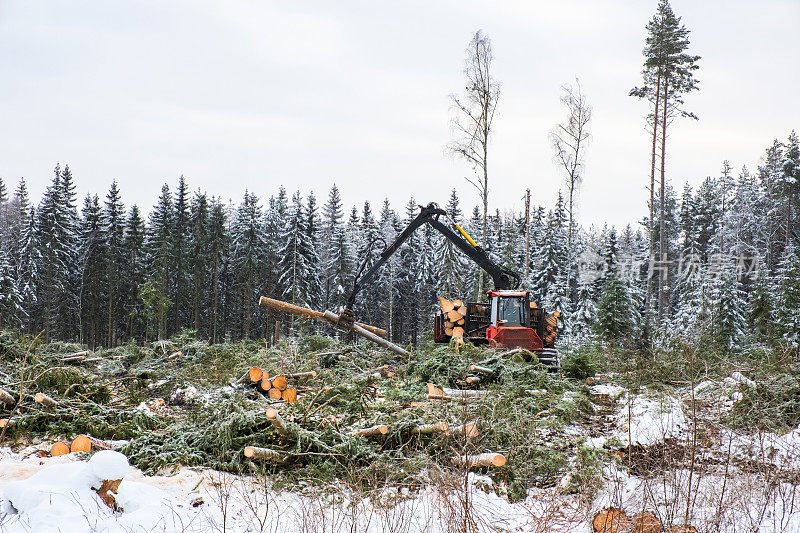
[1,0,797,229]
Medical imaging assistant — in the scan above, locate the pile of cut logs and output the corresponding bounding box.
[438,297,467,341]
[244,367,317,403]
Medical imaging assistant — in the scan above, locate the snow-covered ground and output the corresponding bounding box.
[2,376,800,532]
[0,447,589,533]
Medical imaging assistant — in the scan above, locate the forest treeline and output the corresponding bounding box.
[0,131,797,352]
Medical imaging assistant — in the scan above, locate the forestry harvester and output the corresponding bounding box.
[259,202,559,368]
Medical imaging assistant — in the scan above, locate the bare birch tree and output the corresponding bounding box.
[550,79,591,249]
[448,30,500,300]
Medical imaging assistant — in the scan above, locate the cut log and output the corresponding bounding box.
[470,364,493,375]
[452,300,463,308]
[281,388,297,403]
[451,452,506,468]
[321,310,410,358]
[444,321,455,328]
[50,441,70,457]
[456,318,465,326]
[94,479,122,510]
[452,327,464,338]
[465,376,481,385]
[0,388,15,405]
[248,367,264,383]
[70,435,92,453]
[592,507,629,533]
[438,297,455,313]
[35,393,57,407]
[447,310,462,322]
[289,371,317,379]
[630,512,661,533]
[457,306,467,316]
[266,407,289,436]
[351,424,388,437]
[444,328,454,336]
[71,435,118,451]
[412,421,448,435]
[272,375,288,391]
[258,296,387,338]
[427,384,489,401]
[268,388,283,400]
[446,420,479,439]
[63,350,89,362]
[243,445,287,463]
[259,378,272,392]
[0,418,15,428]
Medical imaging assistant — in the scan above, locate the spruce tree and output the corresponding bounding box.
[171,175,191,332]
[207,199,227,343]
[320,185,344,310]
[437,190,469,298]
[0,248,22,330]
[16,208,39,331]
[78,195,107,347]
[231,191,265,338]
[144,184,174,339]
[103,181,125,345]
[594,267,633,343]
[189,192,210,334]
[122,205,146,340]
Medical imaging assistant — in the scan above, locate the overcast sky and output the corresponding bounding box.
[1,0,798,230]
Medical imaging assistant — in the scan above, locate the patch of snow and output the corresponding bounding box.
[730,371,756,388]
[590,383,626,400]
[584,436,608,449]
[615,394,687,446]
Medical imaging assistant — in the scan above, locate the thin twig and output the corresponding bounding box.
[0,330,44,443]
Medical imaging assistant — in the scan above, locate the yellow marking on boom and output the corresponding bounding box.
[455,224,479,247]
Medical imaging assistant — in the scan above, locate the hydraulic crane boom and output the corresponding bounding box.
[341,202,519,321]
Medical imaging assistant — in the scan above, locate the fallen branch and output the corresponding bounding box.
[446,420,479,439]
[350,424,388,437]
[288,371,317,379]
[266,407,289,436]
[243,446,287,463]
[0,330,43,443]
[412,422,448,435]
[451,452,506,468]
[0,388,15,405]
[469,364,493,375]
[34,393,58,407]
